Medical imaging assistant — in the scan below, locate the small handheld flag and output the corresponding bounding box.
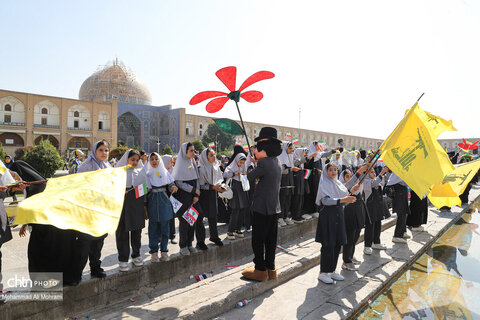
[304,169,312,179]
[286,131,292,138]
[208,142,215,148]
[292,137,299,144]
[134,183,147,198]
[182,206,199,226]
[243,143,249,151]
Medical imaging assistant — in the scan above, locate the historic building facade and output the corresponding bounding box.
[0,89,117,155]
[3,59,475,157]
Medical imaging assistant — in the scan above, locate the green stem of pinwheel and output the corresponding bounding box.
[233,100,253,158]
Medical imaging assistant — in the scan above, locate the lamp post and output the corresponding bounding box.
[149,136,161,154]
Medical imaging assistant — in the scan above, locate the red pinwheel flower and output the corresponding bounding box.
[189,66,275,113]
[458,139,479,151]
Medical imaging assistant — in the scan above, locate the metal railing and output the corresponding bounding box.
[0,121,25,126]
[68,127,91,131]
[34,124,60,129]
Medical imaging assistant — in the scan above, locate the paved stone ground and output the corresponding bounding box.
[73,186,479,320]
[218,187,479,320]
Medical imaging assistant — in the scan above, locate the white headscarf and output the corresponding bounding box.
[339,169,363,195]
[145,152,174,188]
[293,147,306,169]
[330,151,343,169]
[77,141,112,173]
[278,142,294,168]
[225,153,247,181]
[386,172,406,186]
[307,142,321,161]
[171,142,199,181]
[198,148,223,186]
[315,164,349,205]
[115,149,147,187]
[161,155,174,174]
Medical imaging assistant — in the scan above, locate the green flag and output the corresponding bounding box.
[213,118,245,136]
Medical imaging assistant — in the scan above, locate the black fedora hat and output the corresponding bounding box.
[254,126,282,143]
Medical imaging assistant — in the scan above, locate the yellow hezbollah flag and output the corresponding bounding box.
[428,159,480,209]
[14,166,127,237]
[380,103,455,197]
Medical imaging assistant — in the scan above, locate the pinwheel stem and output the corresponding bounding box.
[234,101,253,157]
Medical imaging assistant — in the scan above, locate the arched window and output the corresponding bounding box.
[74,111,80,117]
[4,104,12,112]
[41,107,48,114]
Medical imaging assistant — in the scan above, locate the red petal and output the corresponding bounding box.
[241,91,263,103]
[189,91,227,105]
[215,66,237,91]
[238,71,275,91]
[206,97,229,113]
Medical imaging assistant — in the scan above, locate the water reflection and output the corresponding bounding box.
[357,207,480,319]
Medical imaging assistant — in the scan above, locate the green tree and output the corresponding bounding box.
[23,140,62,178]
[110,145,129,160]
[192,140,205,152]
[0,143,6,162]
[161,144,174,155]
[14,146,32,161]
[201,123,235,151]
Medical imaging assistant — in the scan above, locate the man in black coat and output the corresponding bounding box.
[242,127,282,281]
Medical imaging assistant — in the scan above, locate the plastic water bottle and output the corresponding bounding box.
[236,299,250,308]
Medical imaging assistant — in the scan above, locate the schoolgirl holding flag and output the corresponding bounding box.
[76,140,111,281]
[339,166,368,271]
[277,142,300,226]
[171,142,201,256]
[315,162,358,284]
[363,166,390,254]
[145,152,177,262]
[115,149,148,271]
[198,148,224,247]
[223,153,249,240]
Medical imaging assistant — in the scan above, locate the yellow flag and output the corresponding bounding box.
[14,167,127,237]
[418,110,457,138]
[0,159,16,185]
[427,159,480,209]
[380,103,455,197]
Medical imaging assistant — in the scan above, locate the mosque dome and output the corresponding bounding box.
[79,58,152,105]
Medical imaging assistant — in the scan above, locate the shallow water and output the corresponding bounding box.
[356,204,480,319]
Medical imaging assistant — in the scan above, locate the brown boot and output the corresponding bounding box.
[267,268,277,280]
[241,268,268,282]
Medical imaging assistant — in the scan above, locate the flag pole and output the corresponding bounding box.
[416,92,425,103]
[234,101,253,156]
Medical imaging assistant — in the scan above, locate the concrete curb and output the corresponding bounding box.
[185,216,398,320]
[0,215,318,320]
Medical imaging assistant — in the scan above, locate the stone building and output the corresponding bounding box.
[0,89,117,155]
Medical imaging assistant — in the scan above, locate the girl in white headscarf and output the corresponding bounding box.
[363,166,390,254]
[115,149,148,271]
[145,152,178,262]
[338,166,368,272]
[76,140,112,280]
[315,162,357,284]
[304,141,337,218]
[277,142,300,227]
[161,154,177,243]
[223,153,249,240]
[198,148,225,247]
[162,155,176,174]
[172,142,201,256]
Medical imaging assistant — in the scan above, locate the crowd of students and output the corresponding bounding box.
[0,132,478,289]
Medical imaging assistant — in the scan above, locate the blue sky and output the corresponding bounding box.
[1,0,479,139]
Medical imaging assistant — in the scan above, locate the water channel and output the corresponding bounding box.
[357,199,480,319]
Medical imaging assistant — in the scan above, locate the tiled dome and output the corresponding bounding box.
[79,58,152,105]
